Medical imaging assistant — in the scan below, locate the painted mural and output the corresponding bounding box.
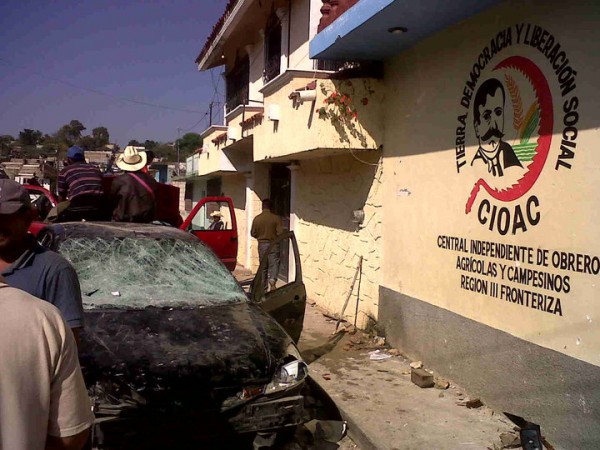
[442,25,590,319]
[455,24,578,236]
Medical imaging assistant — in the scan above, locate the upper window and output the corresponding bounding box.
[225,54,250,113]
[263,9,281,83]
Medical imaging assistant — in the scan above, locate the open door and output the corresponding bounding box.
[180,196,238,271]
[251,231,306,343]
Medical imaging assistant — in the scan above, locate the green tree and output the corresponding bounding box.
[18,129,42,146]
[128,139,141,147]
[152,143,177,161]
[69,120,86,140]
[56,120,86,147]
[92,127,110,147]
[144,140,158,150]
[79,136,96,150]
[0,135,14,158]
[177,132,203,158]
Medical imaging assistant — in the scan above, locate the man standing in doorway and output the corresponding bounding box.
[251,199,283,291]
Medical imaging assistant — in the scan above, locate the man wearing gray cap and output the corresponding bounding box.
[0,179,84,341]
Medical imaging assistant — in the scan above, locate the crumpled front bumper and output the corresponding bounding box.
[227,394,308,434]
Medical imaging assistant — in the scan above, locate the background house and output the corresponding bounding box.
[192,0,384,326]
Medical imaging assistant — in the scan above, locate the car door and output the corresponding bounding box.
[180,196,238,271]
[251,231,306,343]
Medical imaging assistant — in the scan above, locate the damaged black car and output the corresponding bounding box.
[38,222,308,449]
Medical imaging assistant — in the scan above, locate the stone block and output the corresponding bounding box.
[411,368,434,388]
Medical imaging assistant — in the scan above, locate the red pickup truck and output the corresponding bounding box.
[25,183,238,271]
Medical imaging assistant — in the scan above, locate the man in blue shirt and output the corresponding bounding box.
[0,179,84,341]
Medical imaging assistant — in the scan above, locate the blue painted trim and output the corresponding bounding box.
[310,0,502,61]
[309,0,395,59]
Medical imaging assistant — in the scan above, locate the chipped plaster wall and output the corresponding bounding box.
[295,151,382,327]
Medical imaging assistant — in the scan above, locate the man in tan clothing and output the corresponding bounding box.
[0,279,94,450]
[251,199,283,291]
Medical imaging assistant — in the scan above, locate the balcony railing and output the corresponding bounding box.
[318,0,359,33]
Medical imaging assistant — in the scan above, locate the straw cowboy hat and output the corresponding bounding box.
[116,147,147,172]
[210,211,222,218]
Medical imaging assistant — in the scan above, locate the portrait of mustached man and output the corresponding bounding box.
[471,78,522,177]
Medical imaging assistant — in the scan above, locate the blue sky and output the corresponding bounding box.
[0,0,226,145]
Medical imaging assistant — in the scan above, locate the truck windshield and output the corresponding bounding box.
[59,236,247,309]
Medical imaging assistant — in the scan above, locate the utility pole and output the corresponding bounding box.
[209,102,214,126]
[176,128,181,176]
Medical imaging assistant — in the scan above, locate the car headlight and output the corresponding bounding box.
[235,344,308,402]
[263,344,308,394]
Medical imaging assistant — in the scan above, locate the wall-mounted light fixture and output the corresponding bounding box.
[289,89,317,104]
[351,209,365,232]
[388,26,408,35]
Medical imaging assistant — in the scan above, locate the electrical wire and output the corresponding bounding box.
[0,56,208,114]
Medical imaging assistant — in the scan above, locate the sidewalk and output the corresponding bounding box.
[232,267,517,450]
[298,304,518,450]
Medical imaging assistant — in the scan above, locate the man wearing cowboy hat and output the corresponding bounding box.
[111,147,158,223]
[209,210,224,230]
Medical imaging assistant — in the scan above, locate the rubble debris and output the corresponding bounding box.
[322,373,331,381]
[253,432,277,450]
[411,368,434,388]
[350,336,364,345]
[304,420,348,443]
[466,398,484,409]
[343,323,357,335]
[388,348,401,356]
[369,350,392,361]
[409,360,423,369]
[373,336,386,347]
[435,378,450,389]
[499,431,521,448]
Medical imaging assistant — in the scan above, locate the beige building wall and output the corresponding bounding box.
[256,76,384,161]
[381,0,599,366]
[295,152,383,327]
[288,0,312,70]
[222,174,248,267]
[247,39,265,106]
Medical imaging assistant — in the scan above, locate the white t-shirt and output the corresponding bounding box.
[0,282,94,450]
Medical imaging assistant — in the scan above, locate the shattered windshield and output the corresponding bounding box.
[59,236,247,309]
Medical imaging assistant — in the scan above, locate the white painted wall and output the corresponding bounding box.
[289,0,313,70]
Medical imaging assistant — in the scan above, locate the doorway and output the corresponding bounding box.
[207,177,222,197]
[269,164,290,283]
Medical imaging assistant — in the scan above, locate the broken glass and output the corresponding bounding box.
[59,236,247,309]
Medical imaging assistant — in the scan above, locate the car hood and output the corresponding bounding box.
[80,301,292,402]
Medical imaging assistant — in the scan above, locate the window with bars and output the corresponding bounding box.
[225,55,250,113]
[263,10,282,83]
